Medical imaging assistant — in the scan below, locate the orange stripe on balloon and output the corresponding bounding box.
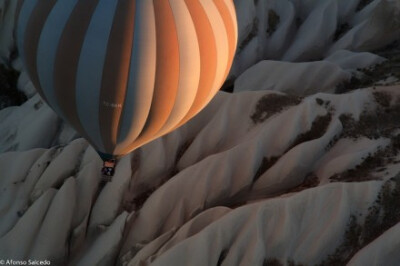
[134,0,180,145]
[153,0,201,138]
[213,0,237,80]
[175,0,218,127]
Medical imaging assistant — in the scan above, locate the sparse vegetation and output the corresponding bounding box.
[330,92,400,182]
[251,94,302,124]
[330,147,387,183]
[318,173,400,265]
[338,92,400,140]
[373,91,391,107]
[317,215,362,266]
[289,113,332,150]
[336,42,400,94]
[362,175,400,244]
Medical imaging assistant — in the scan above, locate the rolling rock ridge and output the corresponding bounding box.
[1,0,400,265]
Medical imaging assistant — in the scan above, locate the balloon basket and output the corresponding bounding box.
[101,159,116,182]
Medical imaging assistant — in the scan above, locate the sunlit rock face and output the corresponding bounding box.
[1,0,400,266]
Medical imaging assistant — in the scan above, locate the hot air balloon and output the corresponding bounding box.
[16,0,237,178]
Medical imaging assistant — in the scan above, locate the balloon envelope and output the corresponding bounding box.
[16,0,237,159]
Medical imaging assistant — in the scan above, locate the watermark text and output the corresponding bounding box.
[0,259,51,265]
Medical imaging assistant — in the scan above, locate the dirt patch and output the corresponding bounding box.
[251,94,302,124]
[267,10,280,37]
[0,64,25,110]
